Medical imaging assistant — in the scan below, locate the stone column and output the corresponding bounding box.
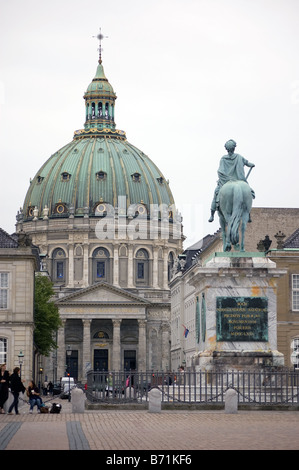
[82,319,91,380]
[152,247,159,288]
[161,322,170,371]
[127,246,134,288]
[138,320,147,371]
[163,253,169,289]
[57,319,66,380]
[112,320,122,371]
[67,245,74,288]
[113,246,119,286]
[83,243,89,287]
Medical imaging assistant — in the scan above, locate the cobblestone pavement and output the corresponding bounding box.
[0,397,299,452]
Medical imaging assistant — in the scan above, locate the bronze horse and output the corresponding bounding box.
[218,180,252,252]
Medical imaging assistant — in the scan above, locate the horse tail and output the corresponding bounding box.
[227,185,244,246]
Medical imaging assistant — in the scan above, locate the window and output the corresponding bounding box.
[92,247,110,283]
[96,171,107,181]
[137,262,144,279]
[96,261,105,278]
[0,273,8,309]
[52,248,66,282]
[131,172,141,182]
[56,262,64,279]
[292,275,299,311]
[61,172,71,182]
[0,338,7,364]
[135,249,149,286]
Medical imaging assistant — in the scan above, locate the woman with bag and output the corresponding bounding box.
[7,367,25,415]
[0,363,10,413]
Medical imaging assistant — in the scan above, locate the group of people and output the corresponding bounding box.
[0,363,42,415]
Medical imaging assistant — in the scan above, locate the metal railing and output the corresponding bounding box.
[86,369,299,406]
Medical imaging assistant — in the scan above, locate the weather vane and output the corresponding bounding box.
[93,28,108,64]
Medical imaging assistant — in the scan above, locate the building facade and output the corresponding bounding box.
[17,51,183,381]
[0,229,39,383]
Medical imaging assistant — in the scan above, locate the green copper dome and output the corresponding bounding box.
[22,59,175,221]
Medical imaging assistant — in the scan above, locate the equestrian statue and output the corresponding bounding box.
[208,139,255,252]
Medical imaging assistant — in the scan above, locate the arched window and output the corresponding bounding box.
[52,248,67,282]
[135,249,149,286]
[92,247,110,283]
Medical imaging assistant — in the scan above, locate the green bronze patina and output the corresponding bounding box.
[209,140,255,252]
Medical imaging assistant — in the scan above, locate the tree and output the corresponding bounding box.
[34,274,62,356]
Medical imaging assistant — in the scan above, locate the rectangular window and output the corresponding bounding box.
[56,262,64,279]
[292,275,299,311]
[0,338,7,364]
[0,273,8,309]
[137,262,144,279]
[96,261,105,278]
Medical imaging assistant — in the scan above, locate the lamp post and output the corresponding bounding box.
[66,345,72,402]
[18,350,24,379]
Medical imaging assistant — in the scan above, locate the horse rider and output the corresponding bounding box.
[208,139,255,222]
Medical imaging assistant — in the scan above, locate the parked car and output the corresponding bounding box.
[52,382,62,396]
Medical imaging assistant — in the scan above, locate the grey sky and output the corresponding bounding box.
[0,0,298,247]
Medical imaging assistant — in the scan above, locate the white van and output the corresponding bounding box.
[61,377,75,387]
[61,377,75,398]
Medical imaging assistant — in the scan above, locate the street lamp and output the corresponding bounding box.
[66,345,72,402]
[18,350,24,379]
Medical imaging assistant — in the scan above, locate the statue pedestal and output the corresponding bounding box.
[189,252,286,371]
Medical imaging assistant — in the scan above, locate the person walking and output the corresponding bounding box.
[27,381,42,413]
[7,367,25,415]
[0,364,10,413]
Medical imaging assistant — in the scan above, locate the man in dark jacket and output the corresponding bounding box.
[8,367,25,415]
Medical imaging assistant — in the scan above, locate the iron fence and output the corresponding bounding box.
[86,368,299,406]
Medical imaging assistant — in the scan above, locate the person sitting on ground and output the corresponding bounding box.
[27,380,42,414]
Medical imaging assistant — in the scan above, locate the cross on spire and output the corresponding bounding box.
[93,28,108,64]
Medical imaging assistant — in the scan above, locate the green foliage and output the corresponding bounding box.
[34,274,62,356]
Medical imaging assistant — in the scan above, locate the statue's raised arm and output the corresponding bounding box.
[208,140,255,252]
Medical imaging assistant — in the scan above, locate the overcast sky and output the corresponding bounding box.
[0,0,298,247]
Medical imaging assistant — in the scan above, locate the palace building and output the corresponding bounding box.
[16,46,183,381]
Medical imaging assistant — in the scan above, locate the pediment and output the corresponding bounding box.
[56,281,151,305]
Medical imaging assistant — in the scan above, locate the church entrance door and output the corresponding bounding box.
[124,350,136,371]
[94,349,108,371]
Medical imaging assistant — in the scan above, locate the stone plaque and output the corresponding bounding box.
[216,297,268,341]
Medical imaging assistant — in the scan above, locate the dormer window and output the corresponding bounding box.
[96,170,107,181]
[132,172,141,182]
[37,176,44,184]
[61,172,71,182]
[157,176,164,185]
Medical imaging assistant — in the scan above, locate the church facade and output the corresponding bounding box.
[16,50,183,381]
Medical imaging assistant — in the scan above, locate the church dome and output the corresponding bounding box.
[22,57,175,221]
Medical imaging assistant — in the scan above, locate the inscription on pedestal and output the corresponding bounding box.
[216,296,268,341]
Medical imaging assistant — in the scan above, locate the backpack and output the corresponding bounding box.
[50,403,62,414]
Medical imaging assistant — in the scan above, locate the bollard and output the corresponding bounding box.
[148,388,162,413]
[71,387,85,413]
[224,388,238,414]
